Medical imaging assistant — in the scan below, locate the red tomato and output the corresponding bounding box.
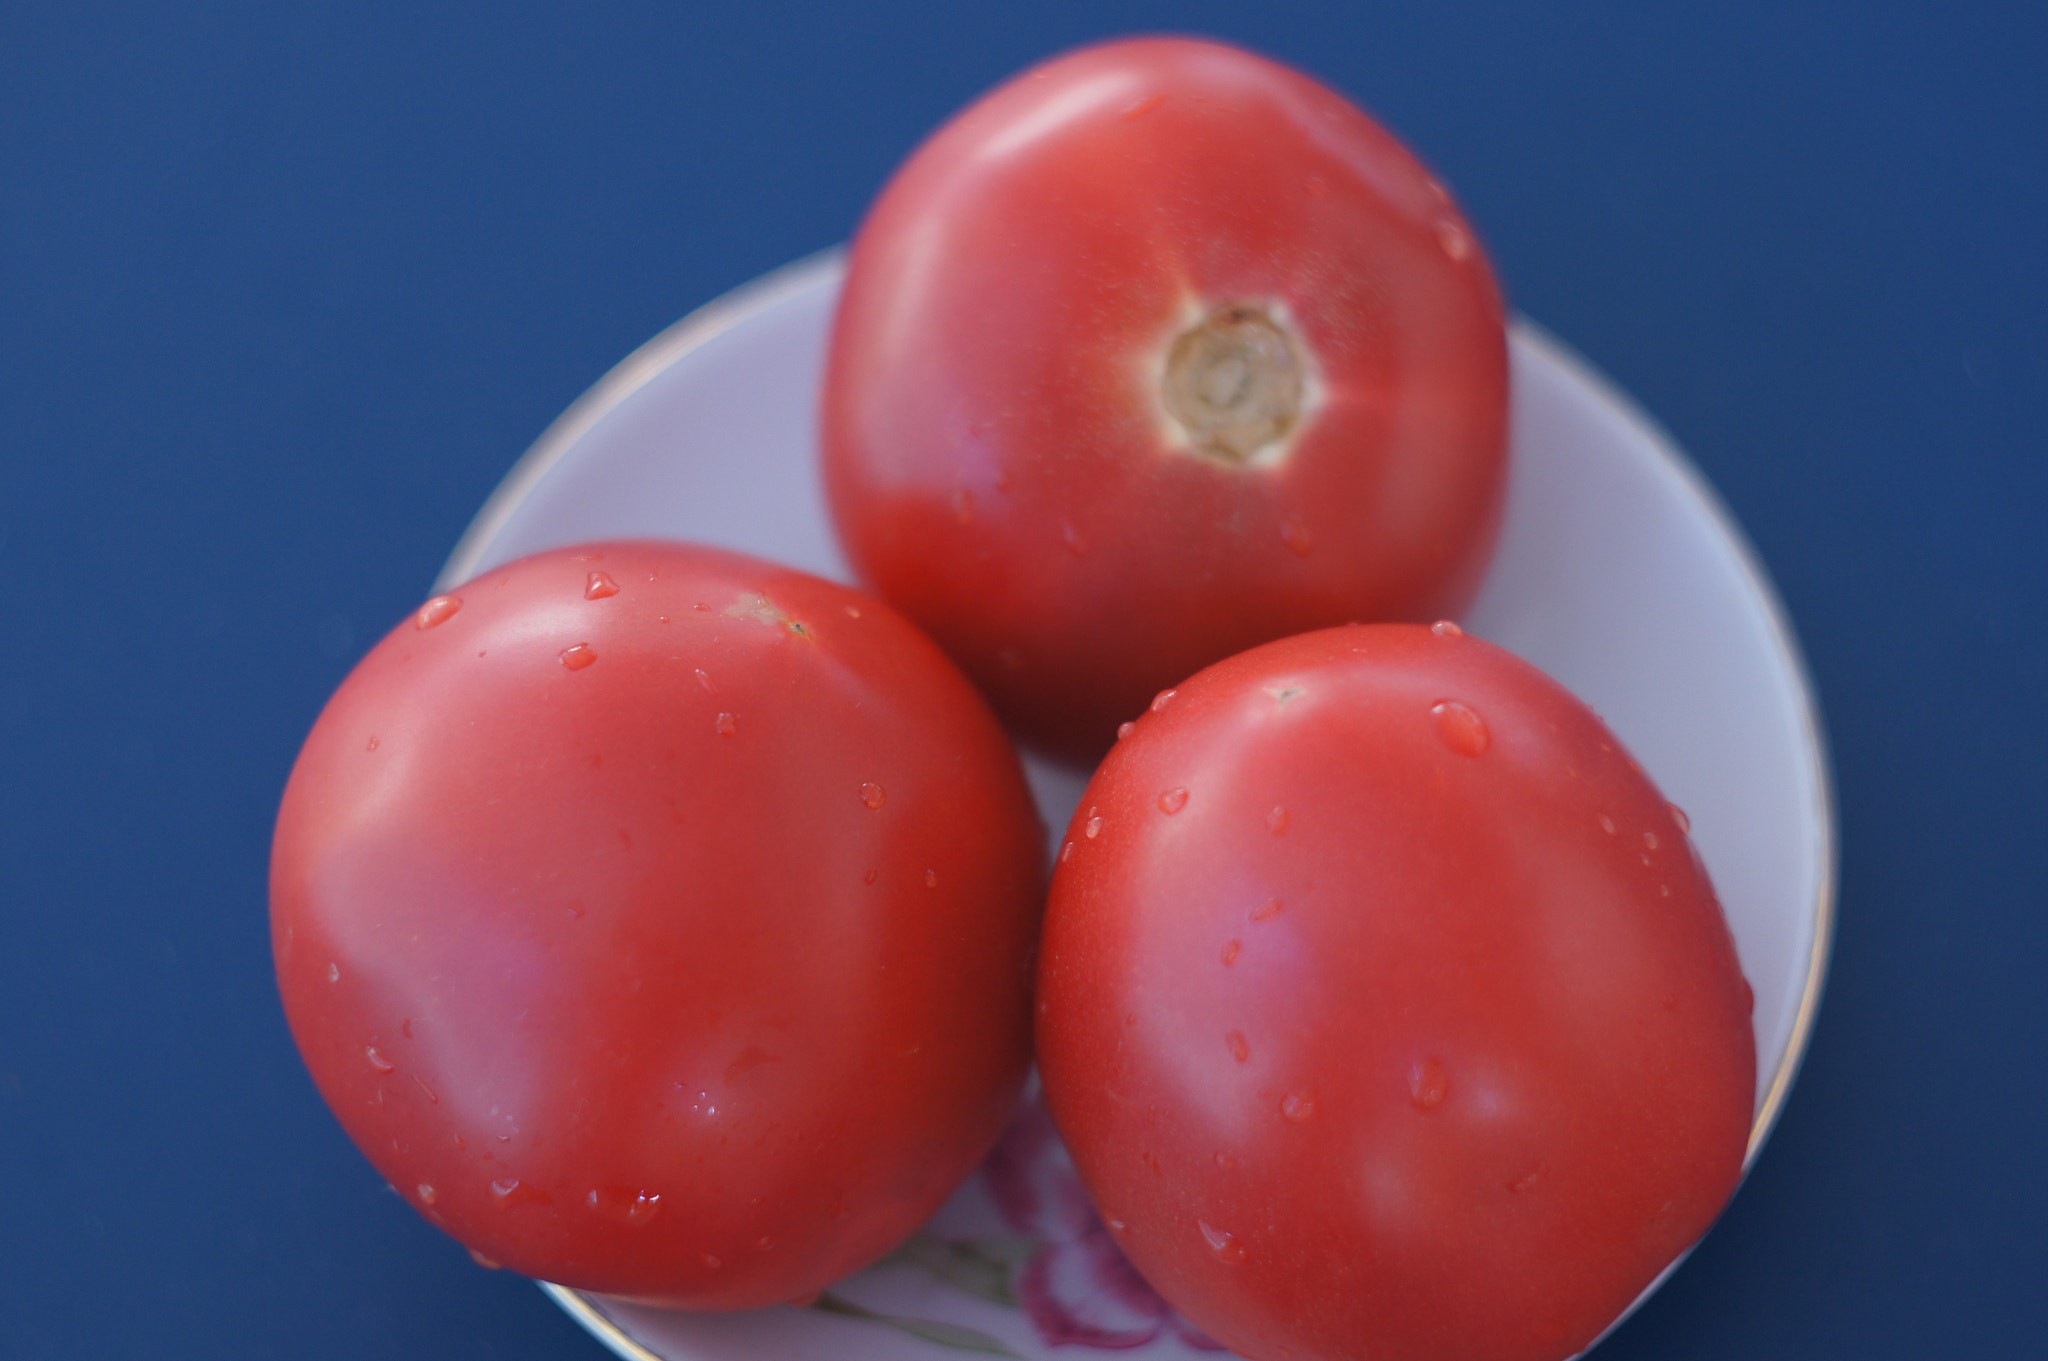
[1037,624,1755,1361]
[271,542,1045,1308]
[824,37,1508,765]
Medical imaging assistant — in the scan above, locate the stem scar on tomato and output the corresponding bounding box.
[1159,302,1313,467]
[721,590,815,638]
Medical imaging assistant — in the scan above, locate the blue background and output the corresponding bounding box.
[3,2,2043,1357]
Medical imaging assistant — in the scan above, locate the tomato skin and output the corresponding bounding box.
[1037,625,1754,1361]
[824,37,1508,765]
[271,542,1045,1307]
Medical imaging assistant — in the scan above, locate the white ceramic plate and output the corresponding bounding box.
[437,251,1835,1361]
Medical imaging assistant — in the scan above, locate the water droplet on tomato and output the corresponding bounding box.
[1669,803,1691,833]
[1199,1220,1246,1262]
[1281,1092,1317,1122]
[924,869,938,888]
[416,595,462,629]
[560,643,597,671]
[1434,219,1472,261]
[1642,830,1660,850]
[469,1249,501,1269]
[695,668,716,693]
[401,1018,415,1039]
[1511,1163,1544,1193]
[585,571,620,600]
[491,1178,520,1201]
[1085,809,1104,839]
[1059,841,1074,864]
[1159,787,1189,814]
[416,1184,437,1205]
[1117,721,1135,740]
[366,1047,395,1073]
[1151,689,1177,713]
[1432,700,1490,756]
[588,1187,663,1226]
[1226,1031,1250,1063]
[1280,518,1315,556]
[327,963,340,983]
[567,900,585,918]
[755,1235,776,1251]
[413,1075,439,1103]
[1599,814,1617,835]
[1221,939,1241,966]
[860,782,886,810]
[366,735,380,752]
[864,868,879,884]
[1266,807,1289,834]
[714,712,737,736]
[1431,619,1463,638]
[1252,897,1283,921]
[701,1253,723,1269]
[1409,1057,1449,1109]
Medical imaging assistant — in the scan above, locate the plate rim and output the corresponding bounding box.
[434,247,850,597]
[434,254,1837,1361]
[1502,316,1837,1169]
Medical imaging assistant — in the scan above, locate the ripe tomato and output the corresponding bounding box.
[1036,624,1755,1361]
[271,542,1045,1308]
[824,37,1508,765]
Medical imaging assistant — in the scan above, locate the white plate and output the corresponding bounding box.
[438,251,1835,1361]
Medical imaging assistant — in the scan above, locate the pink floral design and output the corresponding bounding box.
[981,1098,1224,1351]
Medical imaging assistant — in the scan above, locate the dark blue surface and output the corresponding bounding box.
[3,3,2043,1357]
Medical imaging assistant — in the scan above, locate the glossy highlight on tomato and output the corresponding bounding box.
[825,37,1509,764]
[271,542,1046,1308]
[1037,624,1755,1361]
